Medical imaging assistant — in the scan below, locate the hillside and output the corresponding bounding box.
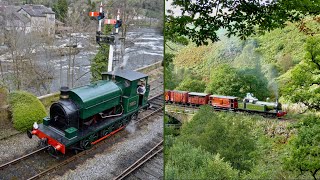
[165,18,320,112]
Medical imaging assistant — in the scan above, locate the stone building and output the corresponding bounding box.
[17,4,55,35]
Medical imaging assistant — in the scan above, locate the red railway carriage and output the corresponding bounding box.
[209,95,238,109]
[170,90,189,104]
[165,90,171,102]
[188,92,209,105]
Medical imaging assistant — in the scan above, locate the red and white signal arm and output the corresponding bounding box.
[89,12,100,17]
[104,19,116,25]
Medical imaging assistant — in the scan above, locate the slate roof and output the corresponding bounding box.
[12,12,30,24]
[19,4,55,17]
[103,69,147,81]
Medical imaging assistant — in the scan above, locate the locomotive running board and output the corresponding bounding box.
[91,126,125,145]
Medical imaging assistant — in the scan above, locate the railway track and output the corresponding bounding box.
[0,93,163,180]
[114,140,163,180]
[0,146,49,170]
[166,103,291,120]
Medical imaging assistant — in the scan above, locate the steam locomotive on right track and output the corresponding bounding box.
[165,90,287,117]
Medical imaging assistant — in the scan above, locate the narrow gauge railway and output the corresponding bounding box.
[0,93,163,180]
[114,140,163,180]
[165,103,292,122]
[165,90,287,118]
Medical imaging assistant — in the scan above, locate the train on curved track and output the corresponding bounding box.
[165,90,287,117]
[27,70,150,156]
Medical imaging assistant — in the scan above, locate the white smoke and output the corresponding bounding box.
[125,120,136,134]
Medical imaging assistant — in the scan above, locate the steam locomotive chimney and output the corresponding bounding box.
[60,87,70,99]
[275,98,279,112]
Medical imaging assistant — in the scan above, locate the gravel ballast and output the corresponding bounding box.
[51,115,163,179]
[0,133,39,164]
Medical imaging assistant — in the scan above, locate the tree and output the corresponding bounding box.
[90,23,113,82]
[90,45,109,81]
[280,36,320,110]
[205,64,270,99]
[238,68,270,100]
[176,75,206,92]
[4,13,55,94]
[285,115,320,180]
[205,64,242,96]
[53,0,68,22]
[165,141,239,180]
[178,106,258,172]
[164,53,176,89]
[166,0,320,46]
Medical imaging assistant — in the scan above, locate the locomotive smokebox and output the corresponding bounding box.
[60,86,70,99]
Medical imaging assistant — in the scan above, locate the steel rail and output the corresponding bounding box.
[113,140,163,180]
[0,145,49,169]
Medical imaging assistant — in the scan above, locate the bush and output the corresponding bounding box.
[9,91,47,131]
[165,141,239,180]
[179,105,259,172]
[284,115,320,179]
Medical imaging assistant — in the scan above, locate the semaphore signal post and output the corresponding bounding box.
[89,2,123,72]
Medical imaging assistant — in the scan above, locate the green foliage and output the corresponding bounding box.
[9,91,47,131]
[90,45,109,81]
[179,106,258,172]
[52,0,68,22]
[238,68,270,100]
[285,115,320,179]
[176,75,206,92]
[280,36,320,110]
[205,64,240,96]
[164,53,193,90]
[90,25,113,81]
[166,0,320,45]
[164,53,177,90]
[205,64,270,100]
[165,141,239,180]
[255,23,306,71]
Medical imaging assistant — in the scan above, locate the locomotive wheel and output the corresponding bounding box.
[108,126,114,133]
[73,149,79,155]
[131,113,138,121]
[80,139,92,150]
[116,122,123,129]
[100,129,109,137]
[47,146,59,159]
[89,133,98,142]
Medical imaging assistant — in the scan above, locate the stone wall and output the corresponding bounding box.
[0,88,9,125]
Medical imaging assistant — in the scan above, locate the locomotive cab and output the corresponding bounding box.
[102,69,150,113]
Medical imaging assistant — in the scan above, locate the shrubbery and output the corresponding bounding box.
[9,91,47,131]
[178,106,260,172]
[285,115,320,179]
[165,142,239,180]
